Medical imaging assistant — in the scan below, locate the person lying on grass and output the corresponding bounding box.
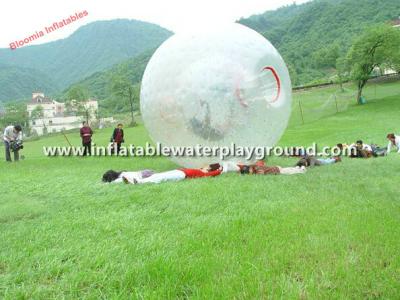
[351,141,373,158]
[122,163,223,184]
[387,133,400,153]
[102,169,154,183]
[370,144,387,157]
[337,142,386,158]
[222,160,306,175]
[295,155,341,168]
[337,141,373,158]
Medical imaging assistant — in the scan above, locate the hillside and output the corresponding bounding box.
[3,0,399,104]
[239,0,400,85]
[0,19,172,102]
[67,0,400,109]
[62,49,153,100]
[0,64,61,100]
[60,48,154,115]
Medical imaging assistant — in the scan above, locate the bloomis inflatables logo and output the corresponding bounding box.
[9,10,88,50]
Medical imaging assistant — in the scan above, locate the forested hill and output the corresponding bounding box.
[0,19,172,102]
[60,0,400,115]
[239,0,400,85]
[73,0,400,97]
[4,0,399,105]
[61,49,154,114]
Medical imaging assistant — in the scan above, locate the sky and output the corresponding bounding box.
[0,0,310,49]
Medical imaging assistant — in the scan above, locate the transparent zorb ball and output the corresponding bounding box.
[140,23,292,168]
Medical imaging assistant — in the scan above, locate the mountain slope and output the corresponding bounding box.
[0,64,61,101]
[4,0,398,103]
[0,19,172,102]
[63,49,154,101]
[63,0,400,114]
[60,49,154,115]
[239,0,400,84]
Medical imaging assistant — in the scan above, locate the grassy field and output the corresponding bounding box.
[1,81,399,299]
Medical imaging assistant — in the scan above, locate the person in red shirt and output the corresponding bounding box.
[123,163,222,184]
[111,123,124,155]
[80,121,93,156]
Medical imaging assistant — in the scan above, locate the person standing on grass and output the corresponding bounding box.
[387,133,400,153]
[3,124,22,162]
[80,121,93,156]
[111,123,124,155]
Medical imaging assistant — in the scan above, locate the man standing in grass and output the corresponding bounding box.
[80,121,93,156]
[3,125,22,162]
[111,123,124,155]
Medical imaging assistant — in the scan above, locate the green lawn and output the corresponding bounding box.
[1,81,399,299]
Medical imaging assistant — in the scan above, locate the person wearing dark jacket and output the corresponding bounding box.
[80,121,93,156]
[111,123,124,155]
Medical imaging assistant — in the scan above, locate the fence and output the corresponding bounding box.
[289,77,400,126]
[292,72,400,91]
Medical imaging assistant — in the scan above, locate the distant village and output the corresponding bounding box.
[27,92,112,136]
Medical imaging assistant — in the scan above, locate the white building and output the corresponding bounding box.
[27,92,98,136]
[392,18,400,28]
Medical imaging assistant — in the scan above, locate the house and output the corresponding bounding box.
[380,18,400,75]
[27,92,98,136]
[392,17,400,28]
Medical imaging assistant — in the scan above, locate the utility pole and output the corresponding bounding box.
[298,99,305,125]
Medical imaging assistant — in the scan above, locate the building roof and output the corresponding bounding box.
[28,92,98,105]
[30,95,53,104]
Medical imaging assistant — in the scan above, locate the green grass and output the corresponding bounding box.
[289,80,400,126]
[1,81,400,299]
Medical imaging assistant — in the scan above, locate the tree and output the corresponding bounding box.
[30,105,44,120]
[335,56,348,92]
[110,75,137,126]
[30,105,47,134]
[346,24,400,104]
[76,103,91,124]
[287,63,298,86]
[0,102,29,130]
[67,85,89,102]
[313,43,340,69]
[66,85,91,123]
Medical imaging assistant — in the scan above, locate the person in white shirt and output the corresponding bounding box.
[102,169,154,183]
[362,143,372,152]
[3,125,22,162]
[387,133,400,153]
